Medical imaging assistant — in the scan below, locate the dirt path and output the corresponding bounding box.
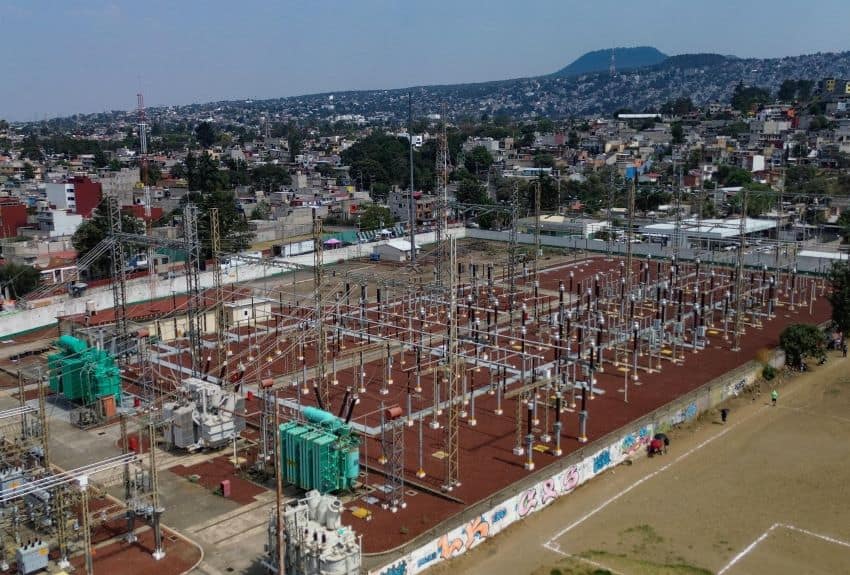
[428,351,850,575]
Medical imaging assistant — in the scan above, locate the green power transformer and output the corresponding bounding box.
[47,335,122,405]
[279,406,360,493]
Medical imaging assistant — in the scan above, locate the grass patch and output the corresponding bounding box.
[580,550,713,575]
[621,524,664,544]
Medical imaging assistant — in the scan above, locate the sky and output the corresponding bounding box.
[1,0,849,121]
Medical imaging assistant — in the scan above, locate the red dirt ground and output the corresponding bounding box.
[169,455,266,505]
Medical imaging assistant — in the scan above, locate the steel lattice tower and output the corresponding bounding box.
[107,194,129,358]
[442,237,461,491]
[210,207,228,385]
[183,203,203,375]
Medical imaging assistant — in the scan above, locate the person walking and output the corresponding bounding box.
[843,343,847,358]
[720,408,729,423]
[771,389,778,406]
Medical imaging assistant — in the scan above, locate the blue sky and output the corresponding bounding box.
[1,0,848,121]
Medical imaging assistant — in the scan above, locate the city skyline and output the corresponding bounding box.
[2,0,849,121]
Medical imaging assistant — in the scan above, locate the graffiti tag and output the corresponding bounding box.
[593,449,611,474]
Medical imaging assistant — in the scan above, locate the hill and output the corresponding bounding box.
[554,46,668,77]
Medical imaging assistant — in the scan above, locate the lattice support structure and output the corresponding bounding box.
[313,211,329,409]
[107,194,129,358]
[210,207,228,385]
[442,237,461,491]
[183,203,203,375]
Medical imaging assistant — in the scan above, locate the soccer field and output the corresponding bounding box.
[428,351,850,575]
[542,354,850,575]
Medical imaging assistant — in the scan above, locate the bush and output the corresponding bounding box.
[762,364,776,381]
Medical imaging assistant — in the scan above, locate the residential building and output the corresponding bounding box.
[0,199,29,238]
[387,189,436,224]
[44,176,102,217]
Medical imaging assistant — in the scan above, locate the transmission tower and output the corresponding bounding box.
[508,183,520,315]
[313,211,329,409]
[609,49,617,77]
[442,236,461,491]
[107,194,129,358]
[408,92,417,267]
[434,103,449,288]
[626,176,636,294]
[183,203,203,375]
[210,207,228,385]
[732,190,748,352]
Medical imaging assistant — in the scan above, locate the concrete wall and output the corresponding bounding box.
[367,349,785,575]
[0,229,466,339]
[466,228,837,275]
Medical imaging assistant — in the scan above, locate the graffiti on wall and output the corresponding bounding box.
[671,401,698,425]
[593,449,611,473]
[620,426,651,457]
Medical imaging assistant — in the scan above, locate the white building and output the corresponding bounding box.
[44,182,76,212]
[35,209,83,238]
[372,239,420,262]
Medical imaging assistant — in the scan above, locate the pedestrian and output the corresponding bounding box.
[771,389,778,406]
[843,344,847,358]
[720,408,729,423]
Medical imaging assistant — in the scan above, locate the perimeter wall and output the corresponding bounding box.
[367,349,786,575]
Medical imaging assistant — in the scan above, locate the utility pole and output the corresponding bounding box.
[442,237,460,491]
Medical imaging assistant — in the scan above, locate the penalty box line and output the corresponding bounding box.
[545,411,750,548]
[718,523,850,575]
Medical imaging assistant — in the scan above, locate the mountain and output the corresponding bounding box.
[554,46,668,77]
[30,50,850,128]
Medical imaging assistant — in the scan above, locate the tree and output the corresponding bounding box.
[731,82,771,113]
[22,163,35,180]
[456,178,488,205]
[779,323,825,368]
[251,163,291,191]
[0,263,41,298]
[288,129,303,162]
[464,146,493,176]
[828,261,850,333]
[777,79,798,102]
[195,122,217,149]
[837,211,850,244]
[72,207,146,279]
[671,122,684,145]
[250,201,271,221]
[358,204,393,231]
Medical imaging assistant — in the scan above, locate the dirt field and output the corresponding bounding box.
[428,349,850,575]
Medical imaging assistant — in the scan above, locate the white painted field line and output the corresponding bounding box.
[543,541,627,575]
[718,523,850,574]
[779,523,850,549]
[717,523,779,575]
[546,415,747,546]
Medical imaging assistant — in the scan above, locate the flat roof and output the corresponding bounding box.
[641,217,776,240]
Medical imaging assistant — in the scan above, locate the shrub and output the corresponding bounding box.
[762,364,776,381]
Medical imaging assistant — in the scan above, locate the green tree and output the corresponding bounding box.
[22,163,35,180]
[288,129,304,162]
[464,146,493,176]
[195,122,217,148]
[250,200,271,220]
[837,211,850,244]
[671,122,684,144]
[779,323,825,368]
[358,204,393,231]
[72,207,146,279]
[828,261,850,333]
[251,163,291,191]
[0,263,41,298]
[456,178,488,204]
[731,82,771,113]
[777,79,798,102]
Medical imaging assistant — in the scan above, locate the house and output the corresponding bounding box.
[372,239,419,262]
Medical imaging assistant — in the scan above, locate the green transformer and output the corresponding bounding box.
[47,335,122,405]
[279,406,360,493]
